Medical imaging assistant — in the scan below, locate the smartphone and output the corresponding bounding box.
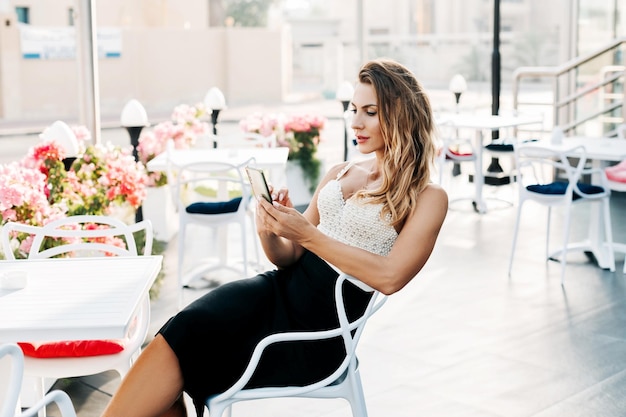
[245,166,272,203]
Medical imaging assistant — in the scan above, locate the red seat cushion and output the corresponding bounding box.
[446,148,473,158]
[605,160,626,183]
[18,340,125,358]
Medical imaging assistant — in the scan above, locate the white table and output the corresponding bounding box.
[0,256,162,342]
[438,113,544,213]
[524,136,626,270]
[147,147,290,186]
[534,136,626,163]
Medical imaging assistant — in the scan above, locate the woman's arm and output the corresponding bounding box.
[258,183,448,294]
[255,162,348,268]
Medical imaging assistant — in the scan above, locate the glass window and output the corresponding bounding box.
[15,6,29,24]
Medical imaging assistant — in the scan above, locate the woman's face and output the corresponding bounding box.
[350,82,384,155]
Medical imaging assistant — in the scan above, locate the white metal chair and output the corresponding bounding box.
[508,144,615,284]
[172,158,257,308]
[0,343,78,417]
[605,158,626,273]
[0,215,154,416]
[435,125,480,209]
[204,272,387,417]
[0,343,24,417]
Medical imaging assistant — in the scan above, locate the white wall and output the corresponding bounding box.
[0,25,290,120]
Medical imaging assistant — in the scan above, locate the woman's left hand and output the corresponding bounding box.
[256,198,313,243]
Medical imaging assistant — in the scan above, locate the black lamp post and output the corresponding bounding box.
[204,87,226,148]
[448,74,467,176]
[486,0,506,182]
[121,99,149,221]
[336,81,354,161]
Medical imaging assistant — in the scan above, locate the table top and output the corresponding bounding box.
[0,256,162,343]
[525,136,626,162]
[147,147,289,172]
[437,113,544,130]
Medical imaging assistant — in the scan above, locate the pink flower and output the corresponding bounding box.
[240,112,284,137]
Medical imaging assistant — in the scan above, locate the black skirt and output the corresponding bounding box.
[158,250,371,414]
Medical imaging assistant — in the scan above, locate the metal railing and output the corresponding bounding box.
[512,38,626,137]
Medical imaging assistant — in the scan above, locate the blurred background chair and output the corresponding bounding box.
[209,132,276,149]
[0,215,153,416]
[604,154,626,273]
[172,158,257,308]
[508,144,615,284]
[435,124,479,209]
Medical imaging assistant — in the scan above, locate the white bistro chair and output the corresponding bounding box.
[434,124,480,209]
[0,343,77,417]
[0,215,154,416]
[211,132,276,149]
[204,272,387,417]
[172,158,258,308]
[605,158,626,273]
[508,144,615,284]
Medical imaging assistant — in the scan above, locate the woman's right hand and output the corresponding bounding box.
[269,185,293,208]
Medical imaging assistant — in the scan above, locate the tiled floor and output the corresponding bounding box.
[38,173,626,417]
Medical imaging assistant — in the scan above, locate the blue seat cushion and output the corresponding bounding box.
[527,181,604,201]
[485,138,538,152]
[186,197,242,214]
[485,143,514,152]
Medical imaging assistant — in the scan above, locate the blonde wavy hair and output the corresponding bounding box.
[354,58,437,228]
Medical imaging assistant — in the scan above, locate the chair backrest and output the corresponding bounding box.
[208,272,387,405]
[173,158,255,218]
[211,132,276,149]
[0,343,24,417]
[1,215,153,260]
[514,144,587,189]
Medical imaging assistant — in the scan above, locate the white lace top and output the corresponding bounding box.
[316,163,398,256]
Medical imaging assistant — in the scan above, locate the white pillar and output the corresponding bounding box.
[76,0,101,143]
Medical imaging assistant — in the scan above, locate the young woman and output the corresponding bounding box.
[102,58,448,417]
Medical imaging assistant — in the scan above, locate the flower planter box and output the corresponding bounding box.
[142,185,178,242]
[286,160,324,208]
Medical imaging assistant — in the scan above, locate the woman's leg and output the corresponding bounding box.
[102,335,186,417]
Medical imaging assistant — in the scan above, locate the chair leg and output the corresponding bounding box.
[546,207,552,262]
[347,369,368,417]
[35,377,46,417]
[508,202,524,277]
[177,223,187,310]
[560,206,572,285]
[602,199,616,272]
[240,222,248,278]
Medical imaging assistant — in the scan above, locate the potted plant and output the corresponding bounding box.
[240,112,327,205]
[282,113,326,195]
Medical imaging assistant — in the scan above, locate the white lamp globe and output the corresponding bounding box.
[121,99,149,127]
[40,120,79,158]
[204,87,226,111]
[448,74,467,94]
[336,81,354,102]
